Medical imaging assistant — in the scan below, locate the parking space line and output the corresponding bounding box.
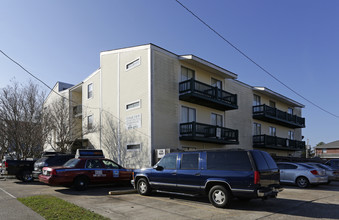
[141,195,230,215]
[0,187,16,199]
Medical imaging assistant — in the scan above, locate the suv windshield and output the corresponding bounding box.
[35,157,48,163]
[64,159,80,168]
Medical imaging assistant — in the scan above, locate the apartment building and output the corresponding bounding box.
[45,44,306,168]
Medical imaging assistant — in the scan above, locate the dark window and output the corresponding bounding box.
[157,154,177,170]
[181,153,199,170]
[86,159,104,169]
[277,163,297,169]
[64,159,80,168]
[251,150,278,171]
[207,151,252,171]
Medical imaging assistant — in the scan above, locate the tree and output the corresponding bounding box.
[0,80,47,159]
[44,96,95,153]
[101,112,149,168]
[316,142,325,146]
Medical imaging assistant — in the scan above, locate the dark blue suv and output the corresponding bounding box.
[132,149,282,208]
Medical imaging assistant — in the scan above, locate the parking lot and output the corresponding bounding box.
[1,178,339,220]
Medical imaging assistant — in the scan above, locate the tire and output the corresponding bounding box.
[21,171,33,182]
[73,176,88,191]
[296,176,309,188]
[137,178,151,196]
[208,185,231,208]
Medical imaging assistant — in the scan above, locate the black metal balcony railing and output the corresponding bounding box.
[179,78,238,111]
[253,134,305,151]
[180,121,239,145]
[73,105,82,118]
[253,104,305,128]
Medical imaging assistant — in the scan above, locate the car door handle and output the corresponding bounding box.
[195,173,201,176]
[172,172,177,175]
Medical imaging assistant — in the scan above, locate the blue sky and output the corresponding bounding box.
[1,0,338,147]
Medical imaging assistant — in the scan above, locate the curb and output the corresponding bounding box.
[108,189,137,195]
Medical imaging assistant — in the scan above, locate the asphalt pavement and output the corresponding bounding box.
[0,179,44,220]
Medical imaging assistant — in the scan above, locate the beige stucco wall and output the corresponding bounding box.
[224,80,253,149]
[99,46,151,168]
[151,48,180,151]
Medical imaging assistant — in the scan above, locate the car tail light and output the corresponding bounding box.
[51,169,57,176]
[132,172,134,180]
[310,170,319,175]
[5,161,8,168]
[254,171,260,184]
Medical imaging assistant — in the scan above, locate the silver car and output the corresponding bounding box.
[307,162,339,183]
[277,162,328,188]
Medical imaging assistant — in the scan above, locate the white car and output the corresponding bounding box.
[277,162,328,188]
[307,162,339,183]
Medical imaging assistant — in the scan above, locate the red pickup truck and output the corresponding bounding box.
[39,156,133,190]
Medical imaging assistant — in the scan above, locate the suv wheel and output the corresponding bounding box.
[22,171,33,182]
[296,176,309,188]
[137,178,151,196]
[74,176,88,191]
[208,185,231,208]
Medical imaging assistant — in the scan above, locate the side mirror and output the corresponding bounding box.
[154,165,164,171]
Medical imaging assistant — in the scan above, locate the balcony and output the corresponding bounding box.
[179,79,238,111]
[253,104,305,128]
[73,105,82,118]
[180,121,239,145]
[253,134,305,151]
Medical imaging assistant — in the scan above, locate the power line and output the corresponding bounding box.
[175,0,339,119]
[0,49,152,140]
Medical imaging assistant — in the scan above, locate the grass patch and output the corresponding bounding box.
[18,195,109,220]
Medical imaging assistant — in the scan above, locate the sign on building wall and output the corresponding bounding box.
[126,114,142,130]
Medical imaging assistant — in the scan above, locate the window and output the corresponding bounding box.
[157,154,177,169]
[181,153,199,169]
[102,159,119,169]
[288,131,294,140]
[126,144,141,151]
[277,163,297,169]
[253,123,261,135]
[181,106,196,123]
[126,58,140,70]
[251,151,278,170]
[269,100,276,108]
[87,83,93,99]
[126,100,140,110]
[88,115,93,130]
[253,94,261,106]
[86,159,104,169]
[207,151,252,171]
[211,78,222,89]
[63,159,80,168]
[288,107,294,115]
[269,127,276,136]
[211,113,223,126]
[181,66,195,81]
[322,149,327,153]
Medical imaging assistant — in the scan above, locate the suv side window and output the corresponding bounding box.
[207,151,252,171]
[158,154,177,169]
[181,153,199,170]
